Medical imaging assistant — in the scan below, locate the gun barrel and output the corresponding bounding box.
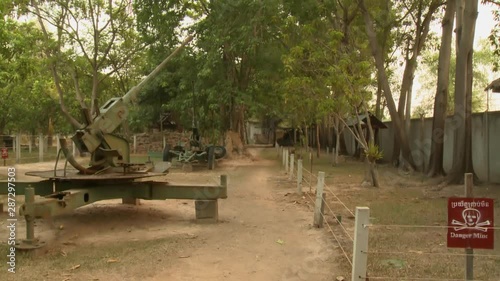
[122,34,194,105]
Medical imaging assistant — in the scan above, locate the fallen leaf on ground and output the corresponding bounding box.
[276,239,285,245]
[70,264,80,270]
[60,250,67,257]
[106,259,119,263]
[178,255,191,258]
[336,276,345,281]
[62,242,76,246]
[408,250,423,254]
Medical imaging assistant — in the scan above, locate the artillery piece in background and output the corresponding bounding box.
[164,127,226,170]
[0,35,228,250]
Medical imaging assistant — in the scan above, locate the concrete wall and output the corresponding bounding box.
[375,111,500,183]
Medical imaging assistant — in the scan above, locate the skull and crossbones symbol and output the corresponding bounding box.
[451,208,491,232]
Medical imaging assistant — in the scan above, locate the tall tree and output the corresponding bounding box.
[391,0,444,167]
[28,0,146,129]
[0,10,59,134]
[358,0,418,169]
[428,0,456,177]
[447,0,478,183]
[135,0,286,145]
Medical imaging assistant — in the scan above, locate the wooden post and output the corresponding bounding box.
[282,147,285,167]
[16,134,21,163]
[289,154,295,179]
[297,159,303,194]
[465,173,474,281]
[313,171,325,227]
[163,135,166,150]
[38,134,43,162]
[352,207,370,281]
[285,149,289,173]
[309,152,313,192]
[133,135,137,154]
[56,134,60,153]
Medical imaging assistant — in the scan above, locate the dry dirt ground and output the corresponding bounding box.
[0,148,337,281]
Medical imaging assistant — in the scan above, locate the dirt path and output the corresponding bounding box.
[153,156,336,281]
[0,148,337,281]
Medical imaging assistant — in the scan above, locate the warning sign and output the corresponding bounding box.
[1,148,7,159]
[447,198,494,249]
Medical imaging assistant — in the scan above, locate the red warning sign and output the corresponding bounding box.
[1,148,7,159]
[447,198,494,249]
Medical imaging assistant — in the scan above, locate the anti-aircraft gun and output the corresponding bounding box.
[68,35,194,174]
[0,35,228,250]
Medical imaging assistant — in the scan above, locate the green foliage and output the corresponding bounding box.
[486,0,500,71]
[0,15,62,134]
[416,39,495,116]
[365,143,384,162]
[280,0,375,128]
[19,0,148,130]
[134,0,287,140]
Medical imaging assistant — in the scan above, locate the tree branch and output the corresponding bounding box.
[32,0,82,129]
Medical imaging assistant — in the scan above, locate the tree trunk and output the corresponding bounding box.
[392,1,441,167]
[358,0,416,169]
[365,158,380,187]
[327,124,333,151]
[406,79,413,134]
[333,117,342,165]
[375,78,383,119]
[304,125,309,151]
[447,0,478,184]
[464,46,475,175]
[335,129,340,165]
[393,62,413,165]
[340,131,348,155]
[428,0,456,176]
[316,124,320,158]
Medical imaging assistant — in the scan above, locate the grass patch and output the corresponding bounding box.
[0,235,188,280]
[267,147,500,280]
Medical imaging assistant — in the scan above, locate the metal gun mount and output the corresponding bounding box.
[72,35,194,174]
[0,35,229,250]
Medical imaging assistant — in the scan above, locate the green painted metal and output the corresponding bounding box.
[2,174,227,250]
[18,182,227,219]
[2,180,227,199]
[0,180,54,196]
[71,35,194,172]
[15,187,46,250]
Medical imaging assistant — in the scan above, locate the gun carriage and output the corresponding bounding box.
[0,35,228,250]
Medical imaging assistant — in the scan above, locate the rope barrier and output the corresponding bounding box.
[364,277,484,281]
[303,190,353,267]
[281,151,499,281]
[302,176,313,187]
[321,196,354,241]
[323,182,356,218]
[363,250,500,258]
[301,165,356,218]
[368,224,500,230]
